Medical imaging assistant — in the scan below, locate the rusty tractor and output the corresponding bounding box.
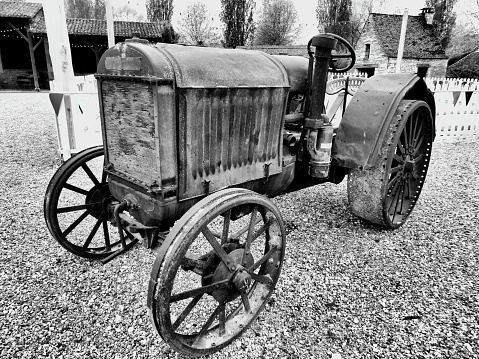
[44,34,435,356]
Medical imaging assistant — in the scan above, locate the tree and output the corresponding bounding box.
[426,0,458,48]
[146,0,173,22]
[177,2,219,45]
[114,4,145,22]
[220,0,256,48]
[64,0,105,19]
[316,0,354,44]
[254,0,299,45]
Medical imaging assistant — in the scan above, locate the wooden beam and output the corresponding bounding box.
[25,24,40,90]
[5,20,28,42]
[83,39,104,65]
[33,36,44,52]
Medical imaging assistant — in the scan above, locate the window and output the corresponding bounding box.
[365,44,370,60]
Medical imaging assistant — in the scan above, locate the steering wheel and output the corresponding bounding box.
[307,33,356,73]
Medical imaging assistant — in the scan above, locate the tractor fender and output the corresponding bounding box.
[332,73,435,170]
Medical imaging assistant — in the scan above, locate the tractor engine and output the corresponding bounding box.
[96,39,306,228]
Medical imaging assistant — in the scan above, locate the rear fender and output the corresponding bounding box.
[332,73,435,170]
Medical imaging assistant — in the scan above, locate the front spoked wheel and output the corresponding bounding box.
[148,189,286,356]
[347,100,434,228]
[44,146,135,259]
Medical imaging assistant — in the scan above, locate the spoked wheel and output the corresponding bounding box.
[347,100,434,228]
[44,146,135,259]
[148,188,286,356]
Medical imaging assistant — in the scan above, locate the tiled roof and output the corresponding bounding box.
[0,1,42,19]
[370,13,447,59]
[29,9,162,38]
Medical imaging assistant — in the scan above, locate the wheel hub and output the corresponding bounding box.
[85,183,111,219]
[208,249,254,303]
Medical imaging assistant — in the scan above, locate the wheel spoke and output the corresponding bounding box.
[393,154,404,164]
[202,226,233,270]
[221,210,231,245]
[412,120,424,147]
[405,177,412,200]
[102,218,111,251]
[397,137,406,156]
[62,211,89,237]
[398,181,406,215]
[81,163,100,188]
[412,154,424,163]
[172,294,203,331]
[192,304,223,346]
[240,289,251,314]
[389,165,402,175]
[250,272,273,286]
[56,202,102,214]
[408,114,414,147]
[83,216,102,249]
[63,183,89,195]
[387,180,401,212]
[402,124,409,150]
[248,247,277,273]
[218,303,226,336]
[101,169,107,184]
[230,217,263,240]
[413,135,425,156]
[170,279,229,303]
[389,182,404,216]
[410,113,418,146]
[387,174,400,191]
[242,206,258,263]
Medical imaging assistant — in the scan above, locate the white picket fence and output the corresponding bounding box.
[425,78,479,142]
[325,74,479,142]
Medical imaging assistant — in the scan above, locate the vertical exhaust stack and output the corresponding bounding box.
[305,34,337,178]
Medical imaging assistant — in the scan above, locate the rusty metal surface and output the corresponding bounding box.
[332,73,435,170]
[271,55,309,94]
[156,44,289,88]
[178,87,288,201]
[97,42,175,80]
[101,80,159,186]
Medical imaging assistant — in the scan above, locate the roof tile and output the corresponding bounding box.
[29,9,162,39]
[371,13,447,59]
[0,1,42,19]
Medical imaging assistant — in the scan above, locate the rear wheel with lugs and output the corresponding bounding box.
[148,189,286,356]
[347,100,434,228]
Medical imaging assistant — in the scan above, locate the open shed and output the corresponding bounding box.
[0,1,164,90]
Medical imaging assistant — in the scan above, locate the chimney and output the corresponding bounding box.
[421,7,435,26]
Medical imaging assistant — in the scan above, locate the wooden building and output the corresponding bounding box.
[0,1,163,90]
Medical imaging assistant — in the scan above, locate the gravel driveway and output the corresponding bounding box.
[1,92,478,359]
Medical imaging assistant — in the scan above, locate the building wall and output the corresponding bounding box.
[386,58,448,77]
[354,16,447,77]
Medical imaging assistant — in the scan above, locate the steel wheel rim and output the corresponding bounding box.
[384,103,433,226]
[44,147,132,258]
[150,190,286,355]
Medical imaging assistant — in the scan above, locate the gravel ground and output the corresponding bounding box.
[1,92,478,359]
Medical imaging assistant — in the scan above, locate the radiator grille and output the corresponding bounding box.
[101,80,158,186]
[178,87,287,200]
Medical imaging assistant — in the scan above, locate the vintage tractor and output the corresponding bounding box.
[44,34,435,356]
